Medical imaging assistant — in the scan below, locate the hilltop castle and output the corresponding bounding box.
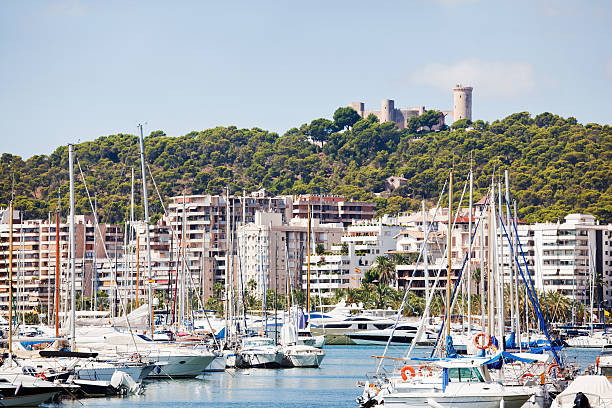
[349,84,473,129]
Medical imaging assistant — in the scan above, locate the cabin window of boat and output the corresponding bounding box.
[447,367,483,382]
[601,366,612,377]
[246,339,273,347]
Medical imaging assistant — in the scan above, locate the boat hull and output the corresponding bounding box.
[0,392,59,407]
[383,394,531,408]
[147,354,216,378]
[236,352,283,368]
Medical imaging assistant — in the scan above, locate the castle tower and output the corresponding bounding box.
[349,102,365,118]
[381,99,394,123]
[453,84,473,122]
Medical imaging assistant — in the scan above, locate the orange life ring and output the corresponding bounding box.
[35,372,47,381]
[418,365,432,377]
[520,373,534,384]
[596,357,601,367]
[473,333,492,350]
[401,366,416,381]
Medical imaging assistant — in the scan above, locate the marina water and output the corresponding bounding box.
[61,346,600,408]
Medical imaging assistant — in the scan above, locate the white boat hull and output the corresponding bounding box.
[0,392,59,407]
[237,351,283,368]
[147,354,216,378]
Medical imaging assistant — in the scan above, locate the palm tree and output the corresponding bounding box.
[371,256,396,287]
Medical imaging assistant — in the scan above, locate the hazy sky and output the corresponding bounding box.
[1,0,610,159]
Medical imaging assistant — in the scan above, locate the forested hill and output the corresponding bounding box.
[0,110,610,225]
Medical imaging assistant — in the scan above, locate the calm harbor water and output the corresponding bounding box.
[61,346,600,408]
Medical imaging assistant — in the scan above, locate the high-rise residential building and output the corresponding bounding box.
[515,214,612,303]
[292,195,376,227]
[236,212,343,298]
[165,190,293,299]
[0,209,123,315]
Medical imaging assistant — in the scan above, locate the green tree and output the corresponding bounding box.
[451,118,472,129]
[333,107,361,130]
[306,118,336,144]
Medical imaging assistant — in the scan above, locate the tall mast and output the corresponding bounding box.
[497,181,505,348]
[136,235,140,307]
[445,169,453,345]
[180,191,186,329]
[479,200,485,332]
[467,163,473,336]
[130,167,135,308]
[137,124,153,333]
[504,170,515,335]
[225,186,232,342]
[422,200,428,304]
[55,198,61,338]
[68,144,76,351]
[93,194,98,311]
[306,204,311,321]
[487,187,494,338]
[8,202,14,356]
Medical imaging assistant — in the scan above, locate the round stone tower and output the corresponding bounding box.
[381,99,394,123]
[453,84,473,122]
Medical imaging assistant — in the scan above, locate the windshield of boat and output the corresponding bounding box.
[244,338,275,347]
[448,367,484,382]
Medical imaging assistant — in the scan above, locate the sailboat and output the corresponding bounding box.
[356,169,565,408]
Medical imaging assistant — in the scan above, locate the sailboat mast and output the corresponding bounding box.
[130,167,135,308]
[180,191,186,329]
[136,235,140,307]
[8,202,13,355]
[422,200,428,305]
[306,204,311,321]
[467,165,473,336]
[68,143,76,351]
[55,203,60,338]
[137,124,154,333]
[497,181,505,348]
[487,187,494,338]
[504,170,516,336]
[446,170,453,345]
[225,188,232,342]
[93,195,98,311]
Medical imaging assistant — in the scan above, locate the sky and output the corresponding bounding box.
[1,0,610,159]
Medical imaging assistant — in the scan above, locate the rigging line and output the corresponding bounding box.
[500,203,562,366]
[75,155,139,352]
[375,178,448,373]
[429,196,488,357]
[145,162,220,349]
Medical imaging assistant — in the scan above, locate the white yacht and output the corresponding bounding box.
[311,315,396,345]
[358,355,536,408]
[0,371,71,406]
[281,344,325,368]
[279,322,325,368]
[566,331,612,348]
[345,322,434,346]
[75,328,216,378]
[236,337,283,368]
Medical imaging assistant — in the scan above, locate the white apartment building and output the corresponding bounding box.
[0,209,123,315]
[165,190,292,299]
[301,221,402,297]
[237,212,343,298]
[516,214,612,303]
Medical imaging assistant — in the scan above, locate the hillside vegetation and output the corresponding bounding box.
[0,111,610,224]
